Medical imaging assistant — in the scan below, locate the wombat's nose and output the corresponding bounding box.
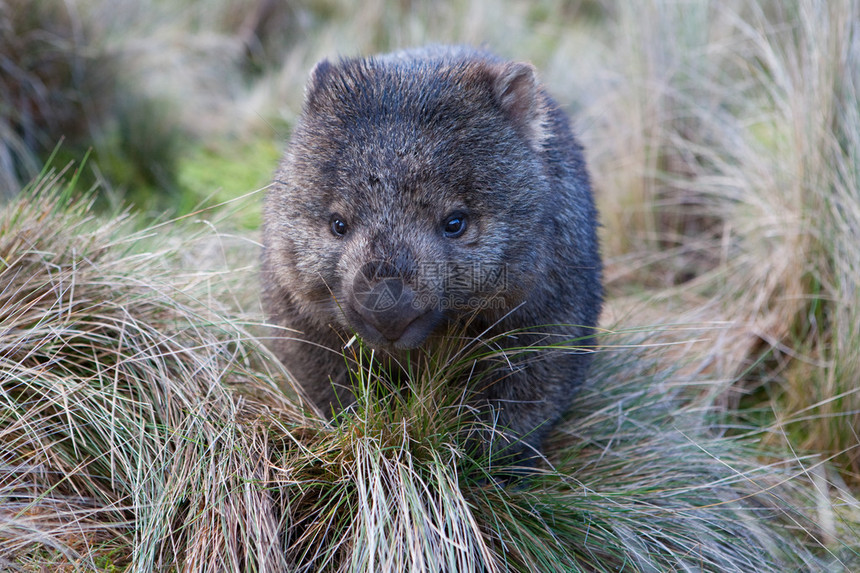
[353,278,426,342]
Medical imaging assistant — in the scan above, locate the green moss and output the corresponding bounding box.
[176,138,282,228]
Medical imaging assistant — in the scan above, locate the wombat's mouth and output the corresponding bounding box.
[346,306,443,350]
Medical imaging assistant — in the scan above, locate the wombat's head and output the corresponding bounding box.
[265,48,556,350]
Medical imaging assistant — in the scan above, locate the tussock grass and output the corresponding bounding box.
[2,177,858,570]
[0,0,115,196]
[4,0,860,569]
[573,0,860,480]
[0,170,308,569]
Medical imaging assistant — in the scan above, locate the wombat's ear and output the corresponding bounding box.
[304,59,334,110]
[492,62,550,150]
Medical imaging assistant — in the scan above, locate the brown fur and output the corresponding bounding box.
[262,46,602,464]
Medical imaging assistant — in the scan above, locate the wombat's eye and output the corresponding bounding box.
[330,214,348,237]
[442,213,468,238]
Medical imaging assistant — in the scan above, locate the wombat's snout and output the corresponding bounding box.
[349,260,438,348]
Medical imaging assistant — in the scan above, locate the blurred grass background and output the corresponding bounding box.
[2,0,859,569]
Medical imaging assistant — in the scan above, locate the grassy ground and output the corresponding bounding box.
[2,0,860,570]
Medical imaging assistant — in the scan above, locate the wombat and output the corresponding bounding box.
[262,46,602,465]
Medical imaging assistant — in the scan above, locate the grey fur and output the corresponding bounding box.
[262,46,602,464]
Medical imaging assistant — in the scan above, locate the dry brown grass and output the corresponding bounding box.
[2,175,856,570]
[3,0,860,569]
